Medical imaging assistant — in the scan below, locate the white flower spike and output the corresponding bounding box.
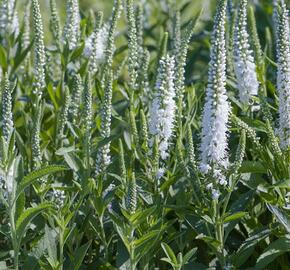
[275,0,290,149]
[233,0,259,105]
[200,0,230,173]
[149,54,176,161]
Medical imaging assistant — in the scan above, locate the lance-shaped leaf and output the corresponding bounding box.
[16,203,52,241]
[14,165,68,205]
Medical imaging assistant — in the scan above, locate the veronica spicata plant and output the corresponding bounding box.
[274,0,290,150]
[233,0,259,107]
[0,0,19,37]
[149,54,176,169]
[200,0,230,188]
[0,0,289,269]
[32,0,46,97]
[63,0,80,50]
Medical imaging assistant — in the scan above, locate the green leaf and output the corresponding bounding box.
[196,234,220,250]
[44,225,57,263]
[16,203,52,241]
[15,165,68,205]
[64,153,80,172]
[271,179,290,189]
[122,207,156,227]
[224,211,247,223]
[134,230,160,248]
[233,227,272,267]
[0,45,7,70]
[12,39,34,72]
[123,130,132,150]
[0,261,9,270]
[69,241,92,270]
[267,204,290,233]
[55,146,75,156]
[161,242,178,265]
[15,192,25,222]
[182,248,197,265]
[255,238,290,270]
[47,82,59,109]
[239,161,266,174]
[70,42,85,62]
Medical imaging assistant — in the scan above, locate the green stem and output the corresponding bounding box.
[214,200,225,268]
[59,227,64,270]
[99,216,109,260]
[129,228,135,270]
[8,185,19,270]
[13,245,19,270]
[10,222,19,269]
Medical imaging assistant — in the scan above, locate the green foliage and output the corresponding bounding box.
[0,0,289,269]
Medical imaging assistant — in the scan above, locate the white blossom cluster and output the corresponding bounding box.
[70,74,83,124]
[84,25,109,63]
[2,77,14,142]
[23,4,31,50]
[149,54,176,161]
[200,0,229,199]
[63,0,80,50]
[32,0,46,96]
[275,0,290,150]
[233,0,259,105]
[126,0,139,90]
[0,0,19,37]
[51,189,65,209]
[95,72,113,176]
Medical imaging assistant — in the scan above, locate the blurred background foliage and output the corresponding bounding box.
[13,0,282,110]
[0,0,289,269]
[12,0,284,115]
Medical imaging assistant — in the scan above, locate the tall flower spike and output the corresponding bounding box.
[32,103,42,168]
[70,74,83,125]
[22,2,31,70]
[63,0,80,50]
[249,6,263,67]
[32,0,46,97]
[84,23,108,61]
[129,108,139,146]
[187,127,197,171]
[173,11,181,58]
[231,129,246,174]
[139,49,150,98]
[96,71,113,176]
[140,109,149,151]
[118,139,126,184]
[88,11,104,74]
[1,76,13,142]
[83,73,93,159]
[275,0,290,149]
[136,3,144,49]
[49,0,61,44]
[233,0,259,105]
[23,2,31,49]
[83,73,92,131]
[126,0,139,90]
[175,18,194,127]
[102,0,123,86]
[200,0,230,174]
[57,87,71,140]
[0,0,19,37]
[125,172,137,214]
[149,54,176,161]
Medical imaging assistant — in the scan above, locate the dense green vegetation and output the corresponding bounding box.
[0,0,289,269]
